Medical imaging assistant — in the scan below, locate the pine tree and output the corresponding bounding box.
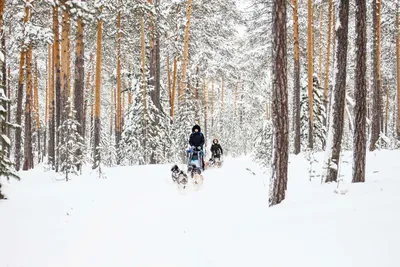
[300,75,326,151]
[57,106,85,181]
[0,50,19,199]
[353,0,367,183]
[325,0,350,183]
[269,0,288,206]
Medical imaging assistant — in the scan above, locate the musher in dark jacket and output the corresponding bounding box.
[188,125,205,170]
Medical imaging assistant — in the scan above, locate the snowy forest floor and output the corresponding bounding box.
[1,150,399,267]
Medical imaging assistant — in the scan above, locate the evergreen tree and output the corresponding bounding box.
[300,74,326,151]
[57,106,85,181]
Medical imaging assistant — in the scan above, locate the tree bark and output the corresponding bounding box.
[307,0,314,149]
[270,0,288,206]
[74,16,84,171]
[353,0,367,183]
[93,10,103,168]
[370,0,382,151]
[179,0,193,106]
[34,59,40,162]
[324,0,333,127]
[15,2,30,171]
[54,5,61,170]
[23,45,33,170]
[326,0,349,183]
[61,2,71,121]
[116,9,122,154]
[74,16,85,138]
[292,0,301,154]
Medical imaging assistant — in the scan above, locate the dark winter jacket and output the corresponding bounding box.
[189,125,205,149]
[211,143,223,156]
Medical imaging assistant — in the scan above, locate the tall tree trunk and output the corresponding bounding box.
[293,0,301,154]
[74,16,84,171]
[179,0,193,106]
[353,0,367,183]
[370,0,382,151]
[45,45,50,158]
[34,59,41,162]
[140,15,148,163]
[318,8,323,84]
[85,53,94,140]
[61,2,70,122]
[54,4,61,170]
[307,0,314,149]
[325,0,349,183]
[93,10,103,168]
[397,1,400,139]
[49,33,56,166]
[270,0,288,206]
[23,45,33,170]
[0,1,5,20]
[15,2,30,171]
[116,9,122,155]
[324,0,333,127]
[74,16,84,137]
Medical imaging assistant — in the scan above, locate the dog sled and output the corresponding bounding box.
[170,147,204,190]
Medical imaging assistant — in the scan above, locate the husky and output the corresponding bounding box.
[171,165,188,189]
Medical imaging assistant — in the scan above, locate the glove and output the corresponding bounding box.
[197,146,202,150]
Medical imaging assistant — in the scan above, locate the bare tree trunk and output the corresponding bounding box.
[179,0,193,106]
[23,45,33,170]
[15,3,31,171]
[326,0,349,183]
[370,0,382,151]
[293,0,301,154]
[34,59,40,163]
[270,0,288,207]
[44,45,50,159]
[85,53,94,140]
[49,29,56,166]
[61,2,71,121]
[318,8,323,84]
[93,9,103,168]
[307,0,314,149]
[74,16,84,171]
[116,9,122,155]
[54,5,61,170]
[353,0,367,183]
[324,0,333,127]
[74,16,85,137]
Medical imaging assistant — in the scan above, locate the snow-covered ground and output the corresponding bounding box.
[1,150,399,267]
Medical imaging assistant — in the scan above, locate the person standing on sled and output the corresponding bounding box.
[188,125,205,170]
[210,139,223,162]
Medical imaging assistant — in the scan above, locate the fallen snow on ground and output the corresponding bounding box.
[1,150,399,267]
